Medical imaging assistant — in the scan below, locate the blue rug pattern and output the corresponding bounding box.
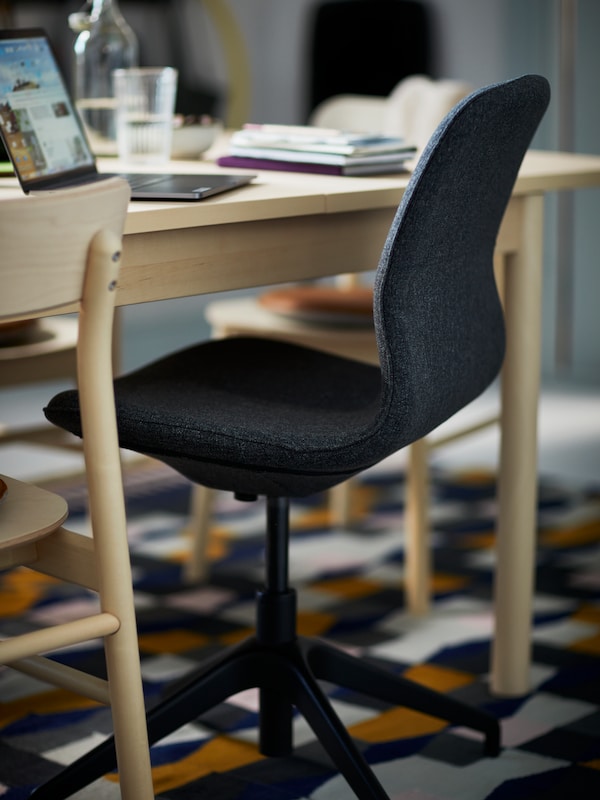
[1,460,599,799]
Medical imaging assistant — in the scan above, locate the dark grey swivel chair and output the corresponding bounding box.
[40,75,550,800]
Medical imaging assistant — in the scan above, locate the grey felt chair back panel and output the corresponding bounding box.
[372,74,550,449]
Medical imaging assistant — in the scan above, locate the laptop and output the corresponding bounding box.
[0,28,255,200]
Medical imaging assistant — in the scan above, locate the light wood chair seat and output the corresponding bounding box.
[207,296,379,363]
[0,317,77,371]
[0,474,68,548]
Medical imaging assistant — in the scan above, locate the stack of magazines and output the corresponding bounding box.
[217,124,417,176]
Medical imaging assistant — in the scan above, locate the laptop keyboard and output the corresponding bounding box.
[120,174,170,190]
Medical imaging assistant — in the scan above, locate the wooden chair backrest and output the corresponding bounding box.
[0,178,130,322]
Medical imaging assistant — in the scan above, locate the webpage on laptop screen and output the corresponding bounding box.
[0,36,94,180]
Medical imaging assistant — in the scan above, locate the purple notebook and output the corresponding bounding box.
[218,155,343,175]
[217,155,408,177]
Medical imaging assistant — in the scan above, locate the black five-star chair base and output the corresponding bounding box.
[32,497,500,800]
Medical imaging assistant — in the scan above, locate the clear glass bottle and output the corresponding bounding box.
[70,0,139,154]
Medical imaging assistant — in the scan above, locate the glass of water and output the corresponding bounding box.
[114,67,178,165]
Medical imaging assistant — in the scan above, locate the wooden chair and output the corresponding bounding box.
[0,179,154,800]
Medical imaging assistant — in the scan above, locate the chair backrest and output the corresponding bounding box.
[372,75,550,452]
[0,179,129,322]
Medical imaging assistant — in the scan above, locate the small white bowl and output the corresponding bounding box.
[171,117,223,160]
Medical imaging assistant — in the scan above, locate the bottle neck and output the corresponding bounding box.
[88,0,137,50]
[91,0,122,18]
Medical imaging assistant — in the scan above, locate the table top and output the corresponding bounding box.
[119,149,600,235]
[1,149,599,237]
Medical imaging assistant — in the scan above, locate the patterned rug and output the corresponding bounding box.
[1,458,600,799]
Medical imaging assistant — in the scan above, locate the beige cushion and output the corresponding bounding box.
[309,75,473,151]
[382,75,473,148]
[310,94,388,132]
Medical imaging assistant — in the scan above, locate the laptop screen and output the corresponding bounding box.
[0,30,95,186]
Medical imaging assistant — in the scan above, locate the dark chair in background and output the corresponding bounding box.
[308,0,430,116]
[41,75,550,800]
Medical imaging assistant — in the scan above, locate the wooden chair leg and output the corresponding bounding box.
[328,479,355,527]
[404,438,431,615]
[183,484,216,583]
[103,624,154,799]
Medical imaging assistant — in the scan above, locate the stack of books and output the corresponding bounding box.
[217,123,417,176]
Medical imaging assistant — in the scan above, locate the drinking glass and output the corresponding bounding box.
[114,67,178,164]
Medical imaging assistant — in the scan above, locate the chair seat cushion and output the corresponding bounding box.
[45,337,383,497]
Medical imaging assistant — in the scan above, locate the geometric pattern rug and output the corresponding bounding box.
[1,458,600,799]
